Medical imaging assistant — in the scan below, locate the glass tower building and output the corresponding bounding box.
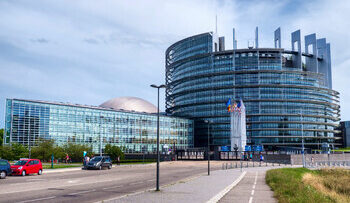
[165,28,340,150]
[4,98,193,153]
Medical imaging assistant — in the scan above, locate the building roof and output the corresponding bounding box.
[99,97,158,114]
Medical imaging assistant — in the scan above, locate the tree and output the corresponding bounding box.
[11,143,28,160]
[31,139,56,161]
[0,143,27,160]
[104,144,124,161]
[0,145,13,160]
[63,143,92,162]
[0,129,3,146]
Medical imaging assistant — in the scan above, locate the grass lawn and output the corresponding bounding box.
[266,168,344,203]
[42,163,82,169]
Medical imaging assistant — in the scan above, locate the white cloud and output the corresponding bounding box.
[0,0,349,128]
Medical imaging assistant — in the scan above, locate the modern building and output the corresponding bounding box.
[165,27,340,150]
[338,121,350,148]
[4,97,194,153]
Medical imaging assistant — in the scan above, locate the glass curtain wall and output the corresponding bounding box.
[4,99,194,153]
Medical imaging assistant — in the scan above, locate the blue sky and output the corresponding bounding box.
[0,0,350,128]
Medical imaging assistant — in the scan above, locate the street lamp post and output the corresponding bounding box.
[204,120,212,176]
[299,111,305,167]
[28,133,31,159]
[150,84,166,191]
[100,116,104,156]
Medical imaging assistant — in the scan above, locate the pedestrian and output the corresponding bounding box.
[250,153,253,161]
[117,156,120,165]
[66,154,70,164]
[83,155,88,169]
[260,154,264,162]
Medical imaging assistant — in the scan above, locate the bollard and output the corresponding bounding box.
[246,162,248,168]
[230,163,232,169]
[222,163,224,170]
[253,161,254,167]
[279,161,280,166]
[235,162,237,168]
[240,161,242,172]
[266,161,267,167]
[226,163,228,170]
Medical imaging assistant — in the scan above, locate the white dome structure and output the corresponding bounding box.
[99,97,158,113]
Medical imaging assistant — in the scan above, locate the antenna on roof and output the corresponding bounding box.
[215,15,218,33]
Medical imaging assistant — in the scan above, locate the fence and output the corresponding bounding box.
[221,160,292,170]
[305,161,350,168]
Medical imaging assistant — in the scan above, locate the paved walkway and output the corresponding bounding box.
[219,168,276,203]
[104,169,244,203]
[103,166,287,203]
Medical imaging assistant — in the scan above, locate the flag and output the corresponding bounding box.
[237,100,241,108]
[233,102,237,111]
[226,99,232,112]
[226,98,231,107]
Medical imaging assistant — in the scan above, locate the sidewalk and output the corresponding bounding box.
[103,166,291,203]
[103,169,244,203]
[219,169,276,203]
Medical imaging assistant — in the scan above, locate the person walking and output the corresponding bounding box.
[117,156,120,165]
[66,154,70,164]
[259,153,264,162]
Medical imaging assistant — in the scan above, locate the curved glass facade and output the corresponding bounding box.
[166,32,340,150]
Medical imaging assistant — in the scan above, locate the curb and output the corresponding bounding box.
[206,171,247,203]
[43,162,173,174]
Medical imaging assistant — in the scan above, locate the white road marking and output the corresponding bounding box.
[254,172,258,185]
[18,196,56,203]
[147,179,155,182]
[206,171,247,203]
[103,185,123,190]
[248,196,253,203]
[248,172,258,203]
[130,181,144,185]
[68,189,95,196]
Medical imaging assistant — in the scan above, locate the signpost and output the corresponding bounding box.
[51,154,54,169]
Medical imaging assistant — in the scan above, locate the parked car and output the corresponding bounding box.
[11,159,43,176]
[86,156,112,170]
[0,159,12,179]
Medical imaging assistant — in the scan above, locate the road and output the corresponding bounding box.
[0,161,225,203]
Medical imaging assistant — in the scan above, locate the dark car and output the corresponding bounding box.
[87,156,112,170]
[0,159,12,179]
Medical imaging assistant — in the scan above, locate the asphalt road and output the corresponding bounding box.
[0,161,224,203]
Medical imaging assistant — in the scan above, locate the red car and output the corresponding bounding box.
[11,159,43,176]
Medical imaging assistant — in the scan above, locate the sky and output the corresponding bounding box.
[0,0,350,128]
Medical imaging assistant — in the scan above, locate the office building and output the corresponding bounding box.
[165,27,340,150]
[4,97,194,153]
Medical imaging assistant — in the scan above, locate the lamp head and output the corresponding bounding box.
[150,84,166,88]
